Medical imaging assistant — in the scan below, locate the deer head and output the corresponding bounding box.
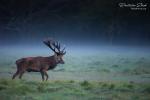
[43,38,66,64]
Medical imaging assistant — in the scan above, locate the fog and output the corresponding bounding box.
[1,44,150,58]
[0,0,149,57]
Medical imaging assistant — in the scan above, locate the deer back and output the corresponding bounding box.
[16,56,58,71]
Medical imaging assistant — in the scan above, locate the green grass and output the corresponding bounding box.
[0,79,150,100]
[0,48,150,99]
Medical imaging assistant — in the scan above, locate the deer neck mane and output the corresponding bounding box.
[48,55,59,65]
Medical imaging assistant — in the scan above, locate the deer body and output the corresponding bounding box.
[16,56,58,72]
[12,38,66,81]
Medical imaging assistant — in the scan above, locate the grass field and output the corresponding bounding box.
[0,46,150,100]
[0,79,150,100]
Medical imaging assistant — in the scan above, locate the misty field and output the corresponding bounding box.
[0,46,150,100]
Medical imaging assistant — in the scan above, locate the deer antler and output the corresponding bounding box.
[43,38,66,55]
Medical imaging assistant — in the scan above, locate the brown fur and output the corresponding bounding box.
[12,54,64,81]
[12,38,66,81]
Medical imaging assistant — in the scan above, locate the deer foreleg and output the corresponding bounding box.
[40,72,45,81]
[44,71,49,81]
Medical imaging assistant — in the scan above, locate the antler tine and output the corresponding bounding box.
[61,46,66,54]
[63,51,66,55]
[43,39,56,53]
[57,41,61,52]
[53,41,61,52]
[62,47,65,52]
[43,37,66,55]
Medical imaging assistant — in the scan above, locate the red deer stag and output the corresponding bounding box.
[12,38,66,81]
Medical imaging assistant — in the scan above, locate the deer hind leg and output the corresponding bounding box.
[19,70,25,79]
[12,70,19,79]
